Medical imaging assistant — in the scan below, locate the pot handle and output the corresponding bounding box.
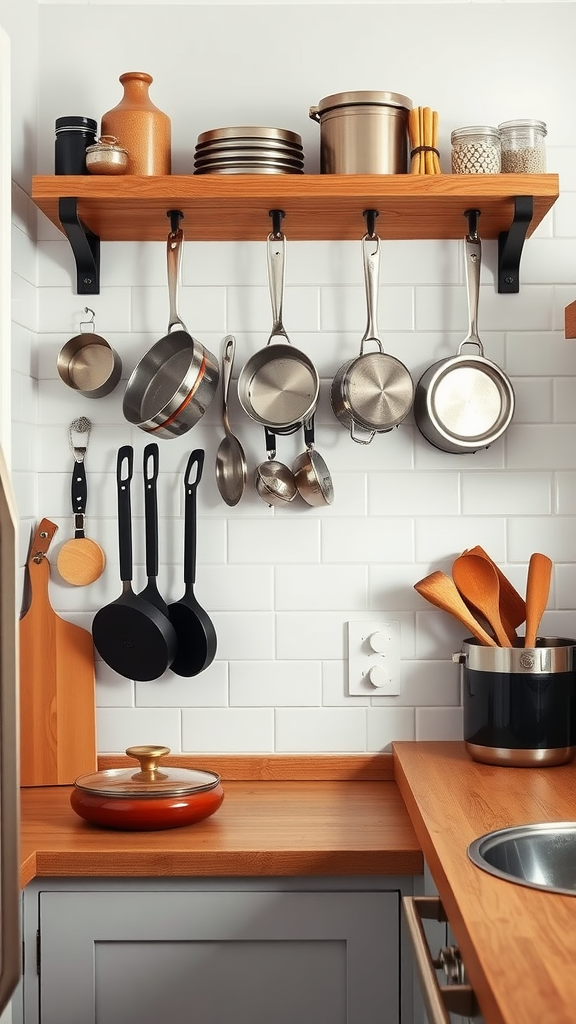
[308,106,320,122]
[267,232,290,344]
[166,227,189,335]
[461,235,484,355]
[264,426,277,460]
[360,234,384,355]
[349,421,376,445]
[303,416,315,450]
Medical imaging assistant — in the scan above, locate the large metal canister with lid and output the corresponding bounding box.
[309,90,412,174]
[454,637,576,767]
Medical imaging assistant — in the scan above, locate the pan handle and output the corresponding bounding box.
[116,445,134,584]
[183,449,204,589]
[462,235,484,353]
[166,227,189,335]
[303,416,315,450]
[360,233,384,355]
[143,443,160,579]
[266,232,289,343]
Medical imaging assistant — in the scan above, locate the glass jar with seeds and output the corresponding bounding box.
[451,125,501,174]
[498,119,547,173]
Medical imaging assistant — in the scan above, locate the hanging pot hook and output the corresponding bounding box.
[79,307,96,334]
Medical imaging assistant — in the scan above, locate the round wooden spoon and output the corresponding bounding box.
[414,570,497,646]
[524,552,553,648]
[452,553,512,647]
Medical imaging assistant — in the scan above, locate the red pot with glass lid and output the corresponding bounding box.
[70,745,224,831]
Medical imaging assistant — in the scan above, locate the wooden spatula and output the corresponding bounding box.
[524,552,553,648]
[414,570,497,646]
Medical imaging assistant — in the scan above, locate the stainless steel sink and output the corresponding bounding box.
[467,822,576,896]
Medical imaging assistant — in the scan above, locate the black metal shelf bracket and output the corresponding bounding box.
[58,197,100,295]
[497,195,534,294]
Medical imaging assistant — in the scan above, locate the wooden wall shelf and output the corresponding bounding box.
[31,172,559,294]
[565,299,576,339]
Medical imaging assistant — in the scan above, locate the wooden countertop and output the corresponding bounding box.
[19,755,423,888]
[394,741,576,1024]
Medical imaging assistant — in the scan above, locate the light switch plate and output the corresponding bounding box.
[347,620,401,696]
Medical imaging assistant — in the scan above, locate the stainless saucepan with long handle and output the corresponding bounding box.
[238,228,320,435]
[330,232,414,444]
[413,226,515,453]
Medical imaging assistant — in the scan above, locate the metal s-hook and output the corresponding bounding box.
[269,209,285,239]
[363,209,379,239]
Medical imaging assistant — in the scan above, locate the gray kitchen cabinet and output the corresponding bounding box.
[17,876,418,1024]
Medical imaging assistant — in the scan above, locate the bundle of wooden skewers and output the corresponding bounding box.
[408,106,441,174]
[414,546,553,648]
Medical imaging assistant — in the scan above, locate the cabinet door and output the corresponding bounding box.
[39,889,399,1024]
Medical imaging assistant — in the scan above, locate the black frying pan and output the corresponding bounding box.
[138,443,178,655]
[168,449,217,677]
[92,445,177,681]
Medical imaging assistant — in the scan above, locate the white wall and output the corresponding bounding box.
[8,3,576,754]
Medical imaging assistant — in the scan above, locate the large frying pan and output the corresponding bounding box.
[414,231,515,453]
[92,446,177,681]
[168,450,217,677]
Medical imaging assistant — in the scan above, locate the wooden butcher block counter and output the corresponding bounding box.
[19,754,423,888]
[394,741,576,1024]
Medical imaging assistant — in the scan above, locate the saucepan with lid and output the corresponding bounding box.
[70,745,224,830]
[414,220,515,454]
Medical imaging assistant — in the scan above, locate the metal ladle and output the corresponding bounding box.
[255,428,297,507]
[215,335,247,506]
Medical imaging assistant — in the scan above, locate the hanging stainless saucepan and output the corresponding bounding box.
[122,220,219,439]
[238,228,320,435]
[330,232,414,444]
[414,228,515,453]
[57,307,122,399]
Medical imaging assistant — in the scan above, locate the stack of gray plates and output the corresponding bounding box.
[193,126,305,174]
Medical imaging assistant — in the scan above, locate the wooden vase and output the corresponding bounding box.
[101,71,171,175]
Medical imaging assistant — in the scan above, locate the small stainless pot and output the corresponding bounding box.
[57,308,122,398]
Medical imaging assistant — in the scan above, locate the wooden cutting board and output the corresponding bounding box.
[20,518,97,786]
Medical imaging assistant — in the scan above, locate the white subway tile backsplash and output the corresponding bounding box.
[182,707,274,753]
[275,564,368,610]
[461,472,552,515]
[97,707,182,753]
[228,518,320,564]
[230,661,321,706]
[320,285,413,333]
[553,379,576,423]
[321,516,413,563]
[415,517,506,564]
[367,708,415,751]
[322,661,370,707]
[415,707,464,742]
[275,707,367,753]
[508,517,576,562]
[507,425,576,469]
[555,473,576,514]
[512,378,554,423]
[369,473,459,516]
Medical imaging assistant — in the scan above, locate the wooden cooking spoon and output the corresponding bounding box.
[414,570,497,646]
[524,552,553,648]
[452,553,511,646]
[464,545,526,637]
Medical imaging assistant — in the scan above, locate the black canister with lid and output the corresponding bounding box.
[55,116,98,174]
